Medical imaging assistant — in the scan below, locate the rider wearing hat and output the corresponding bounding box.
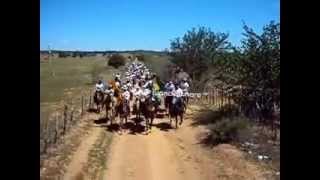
[95,80,105,92]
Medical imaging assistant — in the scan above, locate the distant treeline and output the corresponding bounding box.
[40,50,167,58]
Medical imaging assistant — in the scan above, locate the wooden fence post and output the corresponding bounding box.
[70,109,74,124]
[222,89,224,107]
[53,115,58,144]
[42,118,49,154]
[213,89,216,105]
[63,105,68,135]
[89,95,92,110]
[81,96,84,116]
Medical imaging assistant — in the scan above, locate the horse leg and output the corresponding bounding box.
[110,108,114,125]
[106,108,108,120]
[179,113,183,125]
[145,118,148,134]
[150,114,154,130]
[120,117,124,133]
[175,116,178,129]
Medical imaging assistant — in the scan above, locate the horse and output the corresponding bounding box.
[118,99,130,131]
[132,96,142,122]
[93,90,105,113]
[140,96,157,134]
[182,94,189,111]
[112,93,127,133]
[169,97,185,129]
[102,91,116,124]
[165,95,173,115]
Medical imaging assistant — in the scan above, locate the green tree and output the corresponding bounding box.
[216,21,280,121]
[170,27,231,81]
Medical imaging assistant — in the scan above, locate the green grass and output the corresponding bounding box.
[40,56,121,121]
[40,57,118,103]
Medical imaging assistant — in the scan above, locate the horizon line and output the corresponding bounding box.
[40,49,166,52]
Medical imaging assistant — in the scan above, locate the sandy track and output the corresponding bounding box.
[61,114,104,180]
[59,105,271,180]
[102,105,270,180]
[103,122,201,180]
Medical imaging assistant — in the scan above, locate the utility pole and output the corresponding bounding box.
[48,45,55,77]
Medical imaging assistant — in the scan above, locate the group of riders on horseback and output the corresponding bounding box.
[93,59,190,134]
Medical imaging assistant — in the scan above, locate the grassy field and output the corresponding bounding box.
[40,56,123,121]
[40,57,118,103]
[40,54,172,112]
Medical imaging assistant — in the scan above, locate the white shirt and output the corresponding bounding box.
[123,90,131,100]
[174,88,184,98]
[95,83,104,91]
[142,88,151,97]
[126,82,132,88]
[182,82,189,92]
[169,84,175,92]
[105,89,114,96]
[143,80,152,88]
[133,88,143,98]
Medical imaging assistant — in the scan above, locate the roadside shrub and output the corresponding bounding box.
[58,52,70,58]
[108,54,126,68]
[205,116,249,146]
[135,54,145,62]
[193,104,240,126]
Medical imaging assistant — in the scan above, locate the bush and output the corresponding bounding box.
[205,117,249,145]
[58,51,70,58]
[108,54,126,68]
[135,54,145,62]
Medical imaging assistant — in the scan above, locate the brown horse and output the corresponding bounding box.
[165,95,173,115]
[132,96,142,122]
[169,97,185,129]
[182,95,189,111]
[141,96,157,133]
[94,91,105,113]
[102,91,116,123]
[118,99,130,130]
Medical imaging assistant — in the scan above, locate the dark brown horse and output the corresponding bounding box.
[169,97,185,129]
[141,96,157,134]
[118,99,130,130]
[133,96,142,122]
[94,91,105,113]
[102,92,116,123]
[165,95,173,115]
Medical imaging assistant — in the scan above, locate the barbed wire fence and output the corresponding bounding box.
[188,84,280,140]
[40,89,95,156]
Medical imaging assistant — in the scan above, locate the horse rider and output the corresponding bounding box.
[132,84,143,112]
[180,78,190,101]
[95,80,105,92]
[114,73,121,85]
[150,74,161,108]
[94,79,106,96]
[122,85,131,112]
[172,84,184,105]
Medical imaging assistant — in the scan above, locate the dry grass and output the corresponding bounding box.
[83,130,113,180]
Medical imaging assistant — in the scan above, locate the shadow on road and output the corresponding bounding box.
[94,117,108,124]
[153,122,173,131]
[93,113,176,134]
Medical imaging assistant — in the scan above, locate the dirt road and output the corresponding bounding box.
[101,105,270,180]
[41,105,272,180]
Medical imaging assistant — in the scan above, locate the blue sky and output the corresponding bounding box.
[40,0,279,51]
